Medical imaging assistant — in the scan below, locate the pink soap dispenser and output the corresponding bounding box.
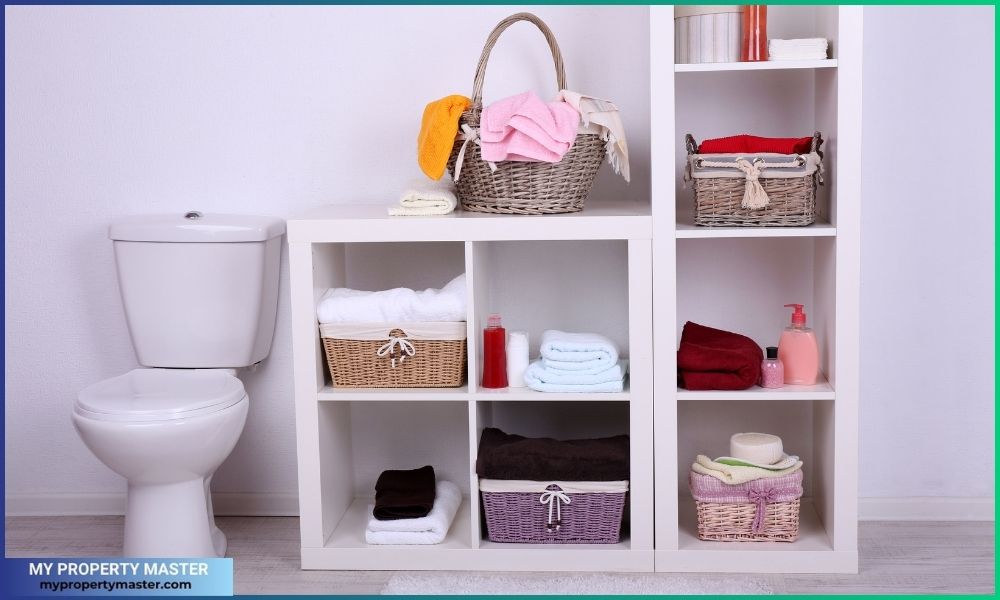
[778,304,819,385]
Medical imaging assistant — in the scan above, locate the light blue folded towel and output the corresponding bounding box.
[523,360,628,393]
[539,330,620,373]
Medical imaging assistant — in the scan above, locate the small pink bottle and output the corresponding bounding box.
[760,346,784,389]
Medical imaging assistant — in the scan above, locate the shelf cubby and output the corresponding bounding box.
[296,400,474,568]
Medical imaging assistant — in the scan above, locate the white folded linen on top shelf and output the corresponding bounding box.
[769,38,829,60]
[316,273,466,323]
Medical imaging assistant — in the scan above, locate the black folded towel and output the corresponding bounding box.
[476,428,629,481]
[373,465,436,521]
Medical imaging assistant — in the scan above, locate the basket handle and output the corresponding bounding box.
[470,13,567,108]
[685,134,698,155]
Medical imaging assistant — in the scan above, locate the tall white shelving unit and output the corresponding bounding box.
[651,6,861,573]
[288,5,860,574]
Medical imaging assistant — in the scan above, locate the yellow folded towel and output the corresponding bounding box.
[417,94,471,180]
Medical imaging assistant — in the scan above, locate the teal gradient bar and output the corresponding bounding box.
[3,558,233,596]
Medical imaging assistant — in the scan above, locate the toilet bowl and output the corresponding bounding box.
[75,212,283,557]
[73,368,249,557]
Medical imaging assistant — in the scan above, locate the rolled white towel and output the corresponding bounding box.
[365,480,462,545]
[388,179,458,216]
[316,273,466,323]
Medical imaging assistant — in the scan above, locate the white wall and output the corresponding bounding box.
[860,5,995,498]
[4,5,994,512]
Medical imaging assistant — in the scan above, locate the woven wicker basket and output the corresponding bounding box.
[446,13,604,215]
[686,132,823,227]
[696,499,801,542]
[319,322,466,388]
[689,469,803,542]
[480,481,627,544]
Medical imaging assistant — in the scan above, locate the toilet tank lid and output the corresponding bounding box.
[109,212,286,242]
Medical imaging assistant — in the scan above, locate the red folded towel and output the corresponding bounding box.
[698,134,813,155]
[677,322,763,391]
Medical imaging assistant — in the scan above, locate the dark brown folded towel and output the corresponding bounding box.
[476,428,629,481]
[373,465,436,521]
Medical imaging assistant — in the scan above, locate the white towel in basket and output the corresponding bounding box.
[316,273,466,323]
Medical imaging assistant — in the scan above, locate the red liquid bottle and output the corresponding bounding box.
[481,314,508,389]
[741,5,768,62]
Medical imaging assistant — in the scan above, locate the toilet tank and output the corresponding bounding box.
[108,212,285,368]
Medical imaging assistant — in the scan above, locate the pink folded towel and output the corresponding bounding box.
[480,91,580,163]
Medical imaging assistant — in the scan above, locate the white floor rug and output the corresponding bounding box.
[381,572,774,595]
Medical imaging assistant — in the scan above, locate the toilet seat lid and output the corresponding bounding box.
[76,369,246,422]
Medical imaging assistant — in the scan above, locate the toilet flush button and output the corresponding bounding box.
[184,211,203,220]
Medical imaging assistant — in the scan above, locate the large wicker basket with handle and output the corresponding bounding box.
[446,13,604,214]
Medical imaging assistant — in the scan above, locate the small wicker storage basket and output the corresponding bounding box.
[446,13,604,215]
[480,479,628,544]
[686,132,824,227]
[690,469,803,542]
[319,322,466,388]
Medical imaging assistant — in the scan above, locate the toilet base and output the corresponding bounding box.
[123,477,225,558]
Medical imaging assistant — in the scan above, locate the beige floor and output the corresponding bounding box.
[5,516,995,595]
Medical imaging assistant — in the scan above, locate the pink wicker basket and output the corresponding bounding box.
[480,480,628,544]
[689,469,803,542]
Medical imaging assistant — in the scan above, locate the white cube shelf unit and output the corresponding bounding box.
[288,5,860,574]
[651,6,861,573]
[287,201,655,571]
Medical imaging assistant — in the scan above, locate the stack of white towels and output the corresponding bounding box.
[522,330,627,393]
[768,38,829,61]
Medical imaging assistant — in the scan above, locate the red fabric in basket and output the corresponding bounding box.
[698,134,813,155]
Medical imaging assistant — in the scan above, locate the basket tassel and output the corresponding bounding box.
[748,488,778,534]
[539,487,571,532]
[376,336,416,369]
[735,158,770,210]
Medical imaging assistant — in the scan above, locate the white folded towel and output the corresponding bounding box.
[538,330,620,373]
[388,179,458,216]
[769,38,828,60]
[523,359,627,393]
[316,273,466,324]
[365,480,462,545]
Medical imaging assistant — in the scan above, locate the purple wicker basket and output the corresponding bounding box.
[480,481,627,544]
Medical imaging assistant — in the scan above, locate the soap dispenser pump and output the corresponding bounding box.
[778,303,819,385]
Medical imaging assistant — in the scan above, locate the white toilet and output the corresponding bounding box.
[72,212,284,558]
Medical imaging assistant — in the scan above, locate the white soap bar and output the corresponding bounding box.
[729,432,784,466]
